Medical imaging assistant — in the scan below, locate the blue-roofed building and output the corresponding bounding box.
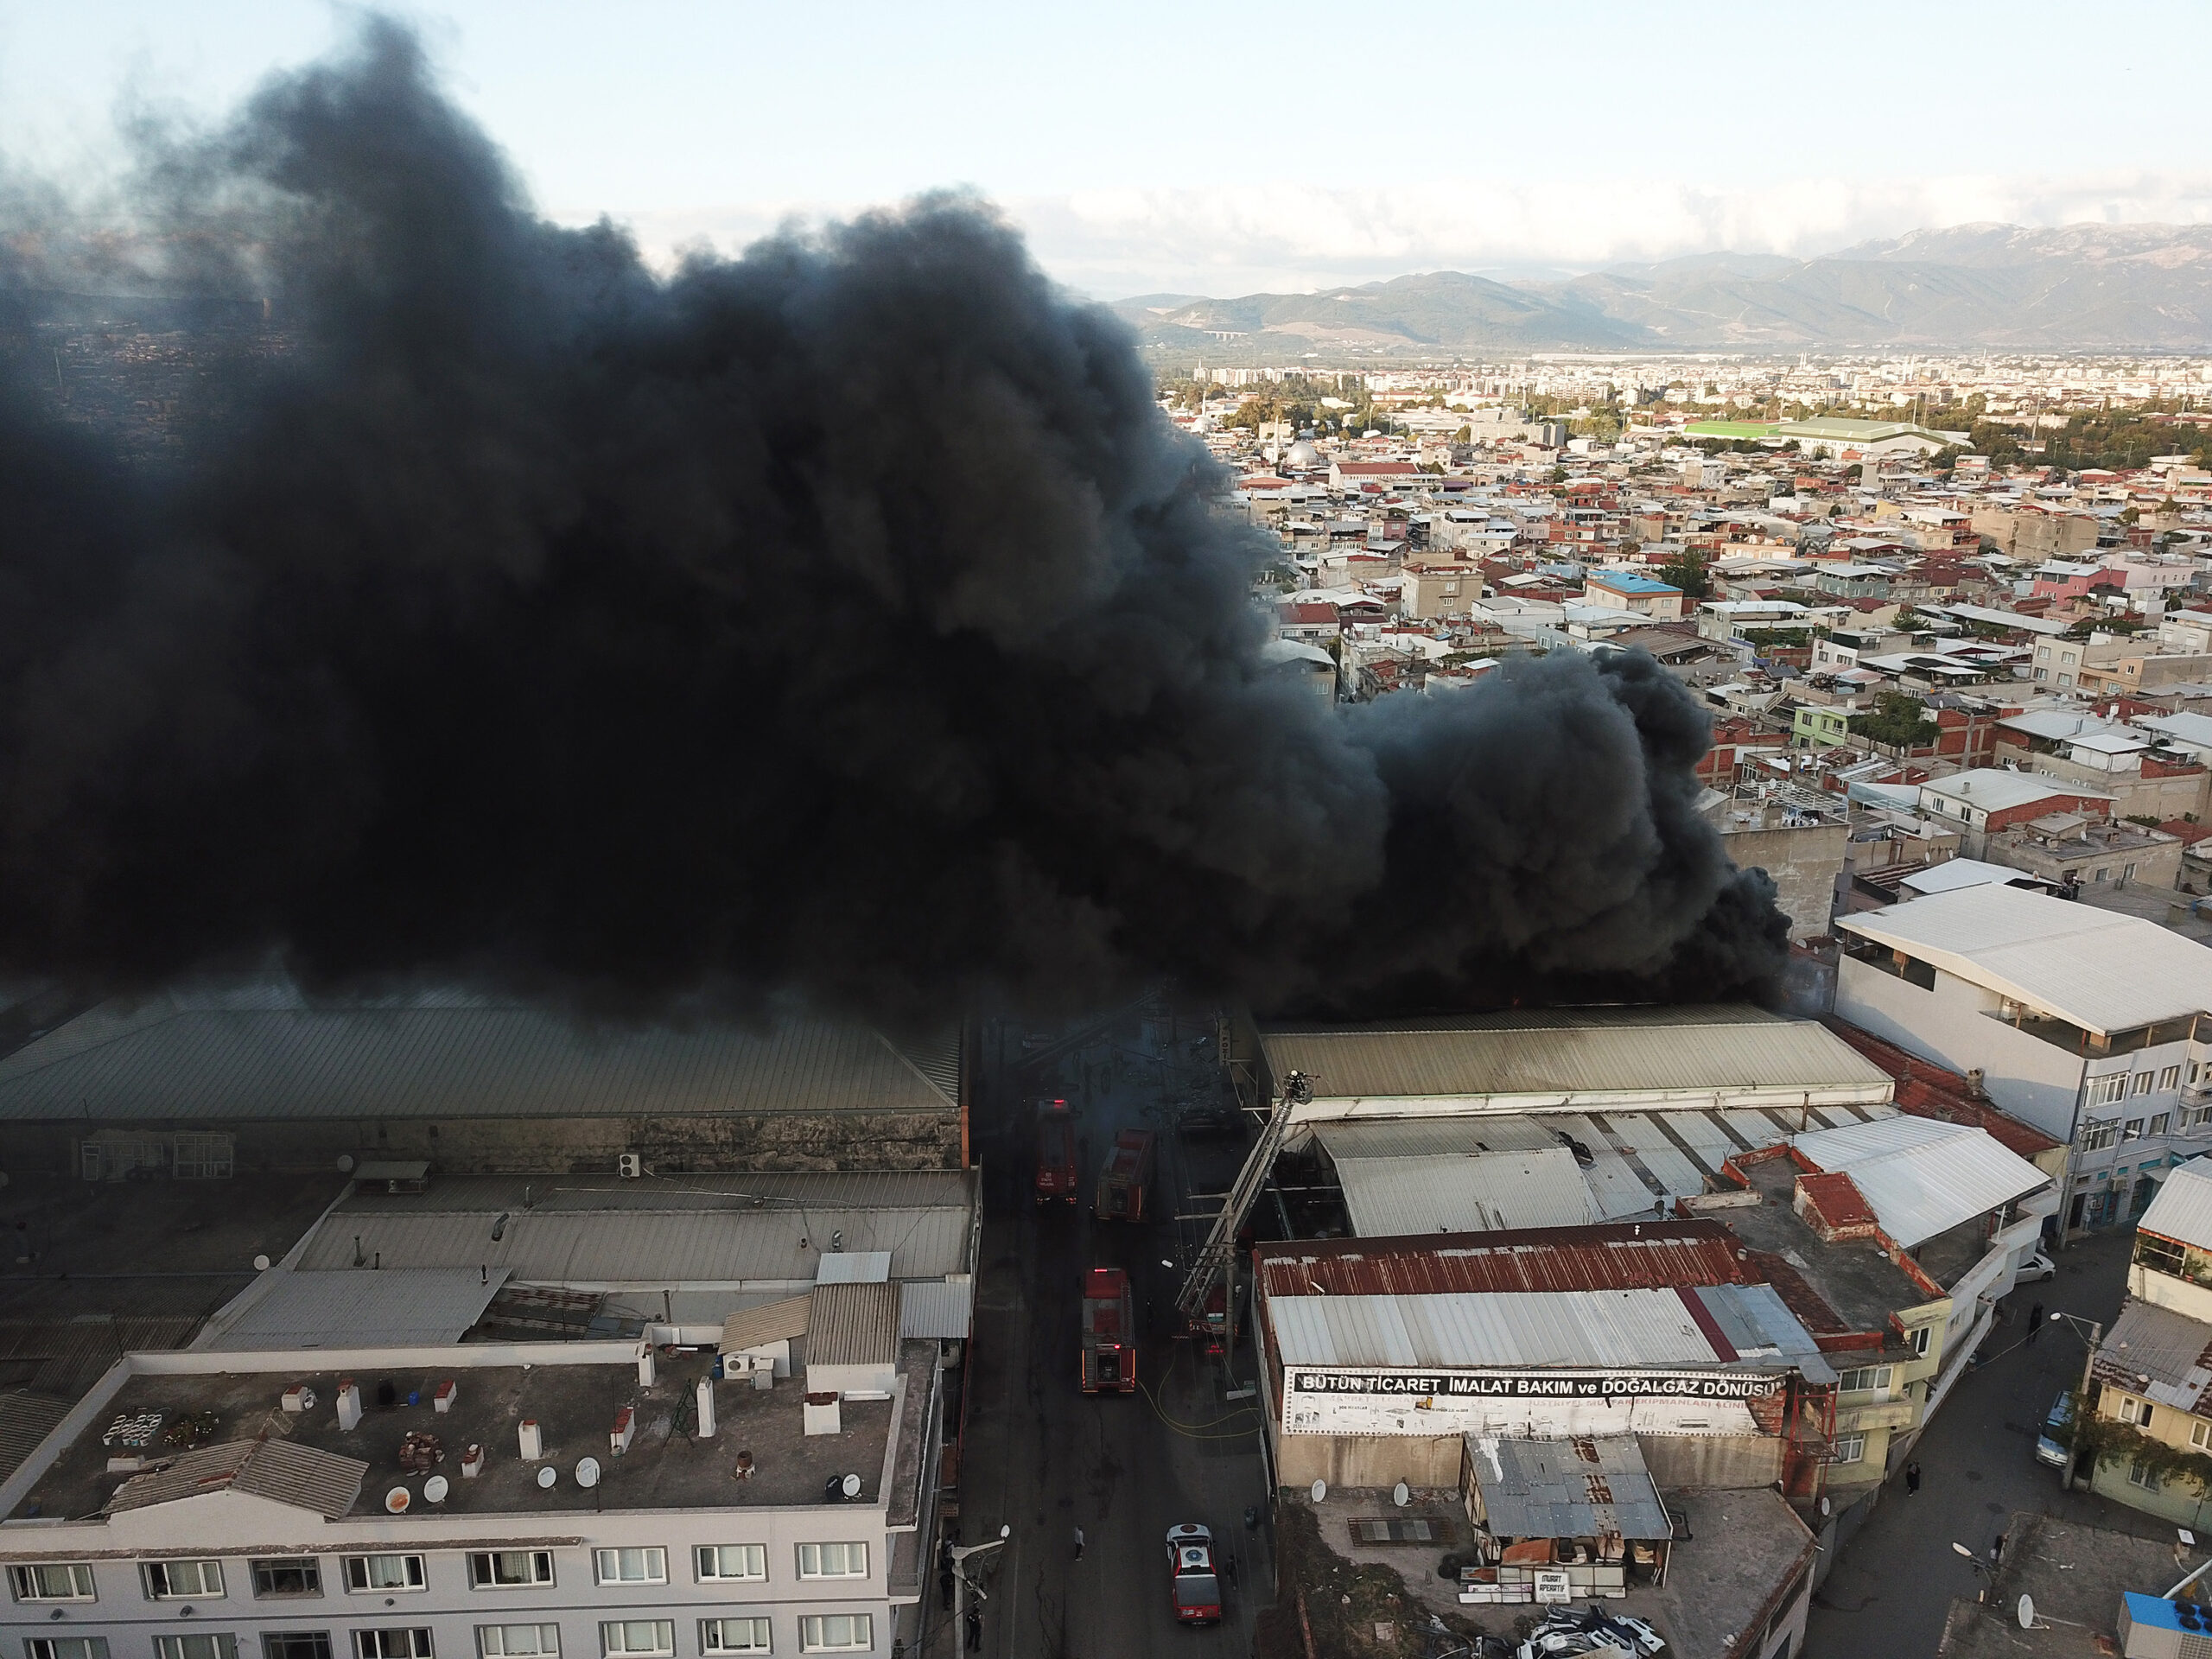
[1583,569,1686,620]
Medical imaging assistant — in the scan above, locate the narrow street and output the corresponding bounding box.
[1805,1225,2156,1659]
[926,1009,1275,1659]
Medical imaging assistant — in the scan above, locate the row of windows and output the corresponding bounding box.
[9,1549,860,1607]
[1834,1364,1893,1397]
[20,1618,871,1659]
[2082,1112,2174,1152]
[2087,1066,2188,1109]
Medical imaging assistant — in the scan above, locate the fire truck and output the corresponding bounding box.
[1079,1267,1136,1393]
[1033,1098,1077,1205]
[1093,1128,1155,1222]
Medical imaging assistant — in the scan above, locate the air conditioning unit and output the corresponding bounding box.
[617,1154,643,1179]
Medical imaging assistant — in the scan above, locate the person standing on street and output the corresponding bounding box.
[1072,1526,1084,1562]
[963,1606,982,1652]
[2027,1303,2044,1345]
[1906,1460,1923,1495]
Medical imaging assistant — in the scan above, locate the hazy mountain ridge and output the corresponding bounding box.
[1110,223,2212,354]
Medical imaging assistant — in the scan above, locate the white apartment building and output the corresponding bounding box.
[1835,882,2212,1235]
[0,1331,940,1659]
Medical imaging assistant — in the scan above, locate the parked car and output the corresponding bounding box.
[2036,1389,2074,1468]
[2016,1250,2056,1284]
[1165,1523,1221,1624]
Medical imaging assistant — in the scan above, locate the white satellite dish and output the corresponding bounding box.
[337,1154,356,1173]
[535,1465,557,1490]
[252,1254,272,1272]
[1311,1479,1327,1503]
[384,1486,410,1514]
[1819,1496,1832,1517]
[841,1473,862,1500]
[1392,1481,1410,1508]
[575,1458,601,1490]
[423,1475,448,1504]
[2017,1593,2035,1630]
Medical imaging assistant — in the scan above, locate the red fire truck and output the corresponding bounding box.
[1093,1128,1155,1222]
[1033,1098,1077,1205]
[1080,1267,1136,1393]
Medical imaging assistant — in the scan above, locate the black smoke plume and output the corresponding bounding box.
[0,23,1787,1025]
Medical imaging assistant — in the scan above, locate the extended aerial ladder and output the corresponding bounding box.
[1173,1070,1312,1339]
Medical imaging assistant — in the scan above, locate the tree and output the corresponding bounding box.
[1849,692,1941,751]
[1659,549,1711,600]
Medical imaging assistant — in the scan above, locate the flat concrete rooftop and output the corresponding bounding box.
[1723,1160,1928,1335]
[15,1344,893,1525]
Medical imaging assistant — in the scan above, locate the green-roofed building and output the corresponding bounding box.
[1683,421,1782,442]
[1777,419,1961,460]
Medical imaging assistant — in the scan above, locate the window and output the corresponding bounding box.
[2194,1420,2211,1452]
[342,1559,425,1594]
[2090,1073,2129,1107]
[700,1622,771,1656]
[599,1625,674,1659]
[156,1638,238,1659]
[144,1561,226,1600]
[2125,862,2139,882]
[469,1554,554,1590]
[263,1637,334,1659]
[2124,1119,2146,1142]
[2161,1064,2183,1091]
[27,1642,110,1659]
[1835,1365,1892,1395]
[2094,868,2110,884]
[2152,1114,2172,1136]
[592,1550,666,1587]
[1828,1433,1866,1465]
[2186,1103,2212,1130]
[798,1618,870,1656]
[9,1564,96,1602]
[2134,1073,2156,1097]
[354,1634,432,1659]
[2082,1120,2120,1152]
[253,1561,322,1599]
[795,1544,867,1581]
[2144,1234,2190,1274]
[476,1630,558,1659]
[2120,1395,2155,1427]
[693,1548,766,1585]
[1910,1325,1932,1358]
[2131,1459,2161,1491]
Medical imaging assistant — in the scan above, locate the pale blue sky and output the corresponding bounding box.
[3,2,2209,296]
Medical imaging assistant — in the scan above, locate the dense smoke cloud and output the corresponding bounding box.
[0,22,1787,1025]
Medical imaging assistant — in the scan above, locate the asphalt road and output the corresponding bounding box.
[921,1012,1274,1659]
[1804,1225,2158,1659]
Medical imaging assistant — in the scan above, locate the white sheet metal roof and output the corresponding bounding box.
[1262,1005,1890,1108]
[1270,1288,1726,1370]
[2139,1161,2212,1253]
[0,984,959,1122]
[2093,1298,2212,1412]
[1789,1116,2048,1248]
[1898,858,2037,897]
[896,1278,975,1341]
[1838,883,2212,1033]
[1921,770,2113,815]
[206,1267,508,1351]
[1325,1141,1596,1236]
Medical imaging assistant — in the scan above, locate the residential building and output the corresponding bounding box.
[1916,770,2116,855]
[1983,812,2184,895]
[1834,882,2212,1230]
[1581,570,1684,620]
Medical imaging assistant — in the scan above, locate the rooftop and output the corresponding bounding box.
[1920,769,2115,813]
[1255,1220,1758,1300]
[1789,1116,2049,1250]
[1936,1514,2194,1659]
[2139,1161,2212,1254]
[2092,1297,2212,1413]
[1839,882,2212,1033]
[1466,1433,1670,1541]
[1712,1160,1930,1337]
[10,1340,924,1528]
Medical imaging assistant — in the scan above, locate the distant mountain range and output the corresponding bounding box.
[1110,224,2212,356]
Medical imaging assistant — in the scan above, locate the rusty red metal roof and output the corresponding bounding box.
[1254,1219,1752,1299]
[1796,1171,1876,1230]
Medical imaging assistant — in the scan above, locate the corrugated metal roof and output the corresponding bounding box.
[0,988,959,1122]
[1315,1119,1559,1158]
[2139,1163,2212,1254]
[720,1294,812,1352]
[1326,1141,1595,1236]
[1269,1288,1739,1370]
[896,1280,974,1341]
[207,1268,508,1351]
[1790,1115,2048,1248]
[2094,1299,2212,1412]
[816,1252,892,1284]
[106,1437,368,1520]
[1469,1435,1672,1541]
[1262,1005,1890,1103]
[808,1282,900,1368]
[1838,884,2212,1033]
[1258,1223,1751,1300]
[0,1392,71,1486]
[1694,1284,1837,1385]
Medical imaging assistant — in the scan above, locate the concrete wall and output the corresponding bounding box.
[1636,1433,1783,1490]
[1719,823,1848,940]
[1274,1432,1463,1492]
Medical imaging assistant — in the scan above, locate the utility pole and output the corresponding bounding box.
[2055,1313,2103,1492]
[947,1525,1009,1655]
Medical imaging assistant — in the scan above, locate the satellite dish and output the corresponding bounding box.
[423,1476,448,1504]
[1311,1479,1327,1503]
[2018,1593,2035,1630]
[576,1458,601,1490]
[1393,1481,1410,1508]
[337,1154,356,1173]
[1819,1496,1832,1516]
[535,1465,557,1491]
[842,1473,862,1500]
[252,1255,272,1272]
[385,1487,410,1513]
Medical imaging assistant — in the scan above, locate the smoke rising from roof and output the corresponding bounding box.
[0,22,1786,1025]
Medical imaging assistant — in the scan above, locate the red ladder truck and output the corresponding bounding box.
[1033,1097,1077,1205]
[1080,1267,1136,1393]
[1094,1128,1155,1222]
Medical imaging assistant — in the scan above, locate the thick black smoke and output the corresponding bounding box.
[0,23,1787,1025]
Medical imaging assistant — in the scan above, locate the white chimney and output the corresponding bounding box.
[610,1407,636,1455]
[434,1380,457,1414]
[696,1377,716,1440]
[803,1391,842,1438]
[637,1347,657,1388]
[461,1444,485,1480]
[282,1384,315,1414]
[335,1380,362,1433]
[518,1419,543,1460]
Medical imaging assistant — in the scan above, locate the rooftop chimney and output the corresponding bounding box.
[696,1377,716,1440]
[518,1420,543,1460]
[335,1380,362,1433]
